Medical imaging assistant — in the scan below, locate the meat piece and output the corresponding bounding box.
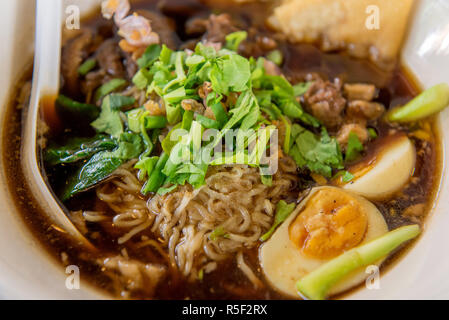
[102,256,166,297]
[96,39,126,77]
[144,99,166,116]
[304,78,346,129]
[185,16,208,35]
[346,100,385,121]
[403,203,426,217]
[204,14,238,43]
[336,123,369,149]
[181,99,205,113]
[268,0,414,70]
[204,107,215,120]
[61,30,93,96]
[81,70,108,103]
[136,10,177,49]
[263,59,282,76]
[187,14,238,44]
[344,83,376,101]
[238,29,278,57]
[123,51,138,78]
[198,81,213,100]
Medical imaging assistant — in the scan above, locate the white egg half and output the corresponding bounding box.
[341,134,416,200]
[259,186,388,298]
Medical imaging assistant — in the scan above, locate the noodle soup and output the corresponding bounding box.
[3,0,446,300]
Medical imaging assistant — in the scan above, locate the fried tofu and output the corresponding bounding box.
[268,0,415,70]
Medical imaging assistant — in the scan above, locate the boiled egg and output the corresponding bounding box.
[337,134,416,200]
[259,186,388,298]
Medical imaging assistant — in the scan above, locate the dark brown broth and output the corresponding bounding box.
[1,0,441,300]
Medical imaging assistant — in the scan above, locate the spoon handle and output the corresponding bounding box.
[34,0,62,96]
[22,0,95,250]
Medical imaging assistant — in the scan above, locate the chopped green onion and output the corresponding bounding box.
[132,69,151,89]
[297,224,420,300]
[368,128,378,139]
[135,156,158,181]
[78,58,97,76]
[144,116,167,129]
[280,115,291,154]
[181,110,194,131]
[209,227,230,241]
[142,153,169,194]
[94,79,127,102]
[161,123,182,154]
[127,108,144,133]
[387,83,449,122]
[196,114,220,129]
[198,269,204,281]
[56,94,99,120]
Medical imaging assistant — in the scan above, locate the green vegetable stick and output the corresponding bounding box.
[387,83,449,122]
[78,58,97,76]
[144,115,167,129]
[143,153,169,194]
[296,224,420,300]
[94,79,127,102]
[56,94,99,120]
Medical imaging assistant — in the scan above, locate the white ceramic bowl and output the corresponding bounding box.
[0,0,448,299]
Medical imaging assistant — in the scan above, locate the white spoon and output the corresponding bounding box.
[22,0,95,250]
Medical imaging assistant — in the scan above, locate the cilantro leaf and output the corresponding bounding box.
[91,95,124,138]
[260,200,296,241]
[345,132,364,162]
[289,128,343,178]
[225,31,247,51]
[137,44,162,69]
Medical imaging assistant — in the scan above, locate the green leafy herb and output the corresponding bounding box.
[109,94,136,110]
[260,200,296,241]
[289,128,343,178]
[45,135,116,165]
[266,50,283,66]
[293,82,312,97]
[62,152,124,201]
[137,44,162,69]
[225,31,247,51]
[333,170,355,183]
[345,132,364,162]
[91,95,124,138]
[109,133,143,160]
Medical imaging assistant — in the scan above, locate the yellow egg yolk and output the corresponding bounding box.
[289,189,368,259]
